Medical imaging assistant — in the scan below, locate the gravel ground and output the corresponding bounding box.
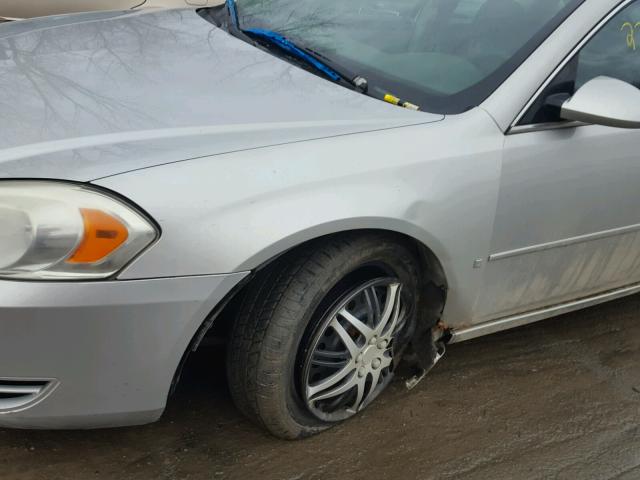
[3,294,640,480]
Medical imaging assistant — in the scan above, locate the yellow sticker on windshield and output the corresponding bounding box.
[621,22,640,50]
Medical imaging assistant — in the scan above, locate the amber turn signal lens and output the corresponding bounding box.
[67,208,129,264]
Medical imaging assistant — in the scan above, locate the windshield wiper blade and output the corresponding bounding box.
[223,1,364,90]
[226,0,239,29]
[243,28,342,82]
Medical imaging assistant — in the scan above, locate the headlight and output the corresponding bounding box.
[0,181,158,280]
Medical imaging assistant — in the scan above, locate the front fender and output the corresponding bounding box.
[96,109,503,325]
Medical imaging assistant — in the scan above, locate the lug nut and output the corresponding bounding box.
[377,340,387,350]
[369,337,377,345]
[372,358,381,369]
[358,367,367,378]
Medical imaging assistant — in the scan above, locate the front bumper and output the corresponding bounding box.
[0,272,248,429]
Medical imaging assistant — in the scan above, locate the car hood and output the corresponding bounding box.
[0,9,442,181]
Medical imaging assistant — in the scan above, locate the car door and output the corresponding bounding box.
[475,0,640,322]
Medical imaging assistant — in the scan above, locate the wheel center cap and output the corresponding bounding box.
[361,345,381,366]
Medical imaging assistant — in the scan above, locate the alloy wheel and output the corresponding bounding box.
[302,278,408,422]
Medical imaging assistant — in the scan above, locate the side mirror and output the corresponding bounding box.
[559,76,640,129]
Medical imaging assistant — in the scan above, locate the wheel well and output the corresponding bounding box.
[170,229,448,394]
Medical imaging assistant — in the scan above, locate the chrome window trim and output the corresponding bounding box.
[508,120,587,135]
[507,0,634,135]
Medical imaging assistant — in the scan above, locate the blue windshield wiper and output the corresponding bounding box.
[224,0,343,83]
[226,0,239,30]
[243,29,341,82]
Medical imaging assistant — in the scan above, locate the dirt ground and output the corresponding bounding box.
[3,295,640,480]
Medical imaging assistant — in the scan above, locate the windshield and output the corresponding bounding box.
[226,0,584,114]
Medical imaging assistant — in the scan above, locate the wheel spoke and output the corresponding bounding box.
[339,309,374,340]
[311,349,350,368]
[362,368,383,408]
[394,304,408,335]
[331,319,359,358]
[364,287,381,323]
[308,365,358,402]
[375,283,402,338]
[311,358,349,368]
[348,377,367,413]
[313,349,350,360]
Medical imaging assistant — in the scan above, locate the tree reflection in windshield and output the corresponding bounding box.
[233,0,584,114]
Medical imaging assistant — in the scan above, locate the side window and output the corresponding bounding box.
[520,0,640,125]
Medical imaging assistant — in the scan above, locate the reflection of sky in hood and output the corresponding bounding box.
[0,9,435,180]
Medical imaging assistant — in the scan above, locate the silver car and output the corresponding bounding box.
[1,0,638,439]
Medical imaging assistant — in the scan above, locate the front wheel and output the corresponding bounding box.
[226,234,420,439]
